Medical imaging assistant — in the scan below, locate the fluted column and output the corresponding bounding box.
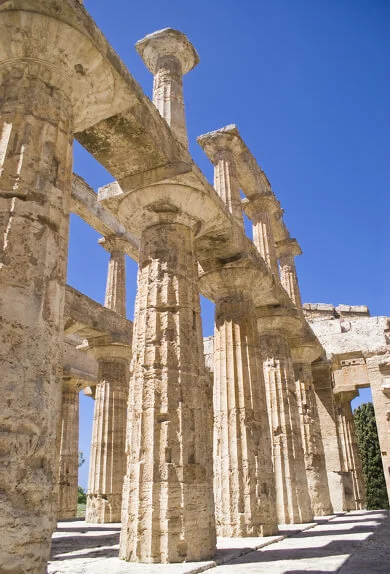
[294,362,333,516]
[120,220,215,562]
[242,195,280,276]
[0,43,73,574]
[58,379,80,519]
[86,236,129,523]
[213,292,277,537]
[276,238,302,309]
[335,391,366,510]
[136,29,199,149]
[259,332,313,523]
[197,125,244,230]
[86,347,129,523]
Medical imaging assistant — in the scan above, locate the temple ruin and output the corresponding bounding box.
[0,1,389,573]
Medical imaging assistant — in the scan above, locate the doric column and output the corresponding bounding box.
[86,236,129,523]
[136,28,199,149]
[311,361,347,512]
[58,379,80,519]
[335,391,366,510]
[293,360,333,516]
[120,29,215,563]
[212,287,277,537]
[367,355,390,502]
[197,125,244,230]
[86,345,130,523]
[276,238,303,309]
[258,330,313,523]
[242,195,280,276]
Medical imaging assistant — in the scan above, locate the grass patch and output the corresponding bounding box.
[77,503,86,518]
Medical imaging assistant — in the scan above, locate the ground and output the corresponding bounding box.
[49,510,390,573]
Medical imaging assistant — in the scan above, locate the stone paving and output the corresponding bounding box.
[48,510,390,573]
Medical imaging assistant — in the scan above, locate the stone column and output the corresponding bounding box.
[276,238,303,309]
[335,391,366,510]
[258,330,313,523]
[293,360,333,516]
[242,195,280,276]
[0,47,73,574]
[120,29,215,563]
[311,361,347,512]
[136,28,199,149]
[213,289,277,537]
[58,379,80,519]
[86,236,129,523]
[367,355,390,501]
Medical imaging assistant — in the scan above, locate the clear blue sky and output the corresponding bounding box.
[71,0,389,488]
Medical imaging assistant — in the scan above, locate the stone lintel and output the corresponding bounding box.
[276,237,302,259]
[136,28,199,75]
[71,175,139,260]
[333,388,359,402]
[64,286,132,346]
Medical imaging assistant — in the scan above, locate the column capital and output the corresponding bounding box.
[136,28,199,75]
[197,124,240,163]
[276,237,302,259]
[242,194,281,220]
[98,235,129,254]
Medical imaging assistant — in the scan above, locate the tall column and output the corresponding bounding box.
[86,237,129,523]
[242,195,280,276]
[0,46,73,574]
[197,125,244,230]
[120,29,215,563]
[276,238,302,309]
[311,361,347,512]
[335,391,366,510]
[58,379,80,519]
[136,28,199,149]
[258,331,313,523]
[367,355,390,501]
[213,289,277,537]
[293,361,333,516]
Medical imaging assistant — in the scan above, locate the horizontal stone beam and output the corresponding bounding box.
[64,285,132,346]
[71,174,139,259]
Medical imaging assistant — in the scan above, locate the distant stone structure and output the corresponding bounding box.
[0,2,388,573]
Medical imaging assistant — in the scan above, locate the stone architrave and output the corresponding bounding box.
[212,288,278,537]
[57,379,80,520]
[293,360,333,516]
[258,329,313,524]
[276,238,303,309]
[86,236,130,523]
[334,391,366,510]
[242,195,280,276]
[119,29,216,563]
[311,361,348,512]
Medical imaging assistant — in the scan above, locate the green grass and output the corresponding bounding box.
[77,503,86,518]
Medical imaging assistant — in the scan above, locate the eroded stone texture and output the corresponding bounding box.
[120,221,216,562]
[334,392,365,510]
[259,333,313,524]
[294,363,333,516]
[276,238,302,310]
[86,238,130,523]
[213,292,278,537]
[58,380,80,520]
[0,53,73,574]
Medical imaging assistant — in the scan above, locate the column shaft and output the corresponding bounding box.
[279,254,302,309]
[214,150,244,229]
[104,250,126,317]
[0,63,72,572]
[294,363,333,515]
[86,357,128,523]
[259,334,313,523]
[120,222,215,563]
[58,381,80,519]
[335,395,366,509]
[213,295,277,537]
[253,211,279,276]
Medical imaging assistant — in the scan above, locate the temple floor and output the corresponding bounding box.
[49,510,390,573]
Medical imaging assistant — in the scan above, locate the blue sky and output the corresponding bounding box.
[72,0,389,488]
